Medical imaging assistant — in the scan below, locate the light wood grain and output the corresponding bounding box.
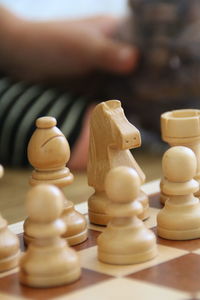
[0,151,162,225]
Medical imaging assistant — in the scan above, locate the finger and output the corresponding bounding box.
[95,38,139,74]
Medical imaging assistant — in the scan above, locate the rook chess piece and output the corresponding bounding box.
[20,184,81,287]
[97,166,157,265]
[157,146,200,240]
[160,109,200,203]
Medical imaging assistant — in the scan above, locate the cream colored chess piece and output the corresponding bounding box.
[98,166,157,265]
[161,109,200,203]
[157,146,200,240]
[0,165,20,272]
[61,199,87,245]
[28,116,73,187]
[0,165,3,178]
[20,184,81,287]
[87,100,149,226]
[26,116,87,246]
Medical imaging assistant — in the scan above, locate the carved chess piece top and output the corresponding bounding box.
[97,166,157,265]
[20,184,81,287]
[161,109,200,199]
[87,100,149,225]
[28,116,73,187]
[162,146,198,196]
[157,146,200,240]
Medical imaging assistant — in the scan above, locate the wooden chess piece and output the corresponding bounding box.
[87,100,149,226]
[160,109,200,203]
[98,166,157,265]
[0,165,20,272]
[20,184,81,287]
[26,116,87,246]
[0,165,3,178]
[28,116,73,187]
[61,199,87,246]
[157,146,200,240]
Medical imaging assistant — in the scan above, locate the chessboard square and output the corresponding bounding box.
[129,253,200,293]
[75,202,88,215]
[0,268,112,300]
[192,249,200,255]
[0,267,18,279]
[144,207,159,229]
[153,228,200,251]
[79,244,187,277]
[86,216,105,232]
[74,229,101,251]
[55,278,189,300]
[0,292,24,300]
[142,179,160,198]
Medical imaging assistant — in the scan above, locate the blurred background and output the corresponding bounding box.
[0,0,128,20]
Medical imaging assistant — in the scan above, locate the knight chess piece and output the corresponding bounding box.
[98,166,157,265]
[157,146,200,240]
[20,184,81,287]
[87,100,149,226]
[0,165,20,272]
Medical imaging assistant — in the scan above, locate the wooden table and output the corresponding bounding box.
[0,150,162,224]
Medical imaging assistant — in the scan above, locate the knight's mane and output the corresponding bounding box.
[87,100,121,190]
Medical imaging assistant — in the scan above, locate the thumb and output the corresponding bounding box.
[94,37,139,74]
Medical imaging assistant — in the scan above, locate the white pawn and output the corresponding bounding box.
[0,165,3,178]
[97,166,157,265]
[0,165,20,272]
[20,184,81,287]
[157,146,200,240]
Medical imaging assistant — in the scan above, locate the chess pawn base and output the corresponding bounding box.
[157,195,200,240]
[89,191,149,225]
[29,167,73,188]
[20,239,81,288]
[0,217,20,272]
[97,217,157,265]
[62,200,88,246]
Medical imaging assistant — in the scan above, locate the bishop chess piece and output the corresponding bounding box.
[0,165,20,272]
[25,116,87,246]
[97,166,157,265]
[157,146,200,240]
[20,184,81,287]
[87,100,149,226]
[28,116,73,187]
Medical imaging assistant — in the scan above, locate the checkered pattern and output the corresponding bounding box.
[0,182,199,300]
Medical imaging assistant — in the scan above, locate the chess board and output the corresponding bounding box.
[1,179,199,300]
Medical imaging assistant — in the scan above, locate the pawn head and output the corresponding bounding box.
[105,166,140,203]
[162,146,197,182]
[26,184,64,223]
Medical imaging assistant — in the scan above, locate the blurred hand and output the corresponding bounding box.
[0,7,138,81]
